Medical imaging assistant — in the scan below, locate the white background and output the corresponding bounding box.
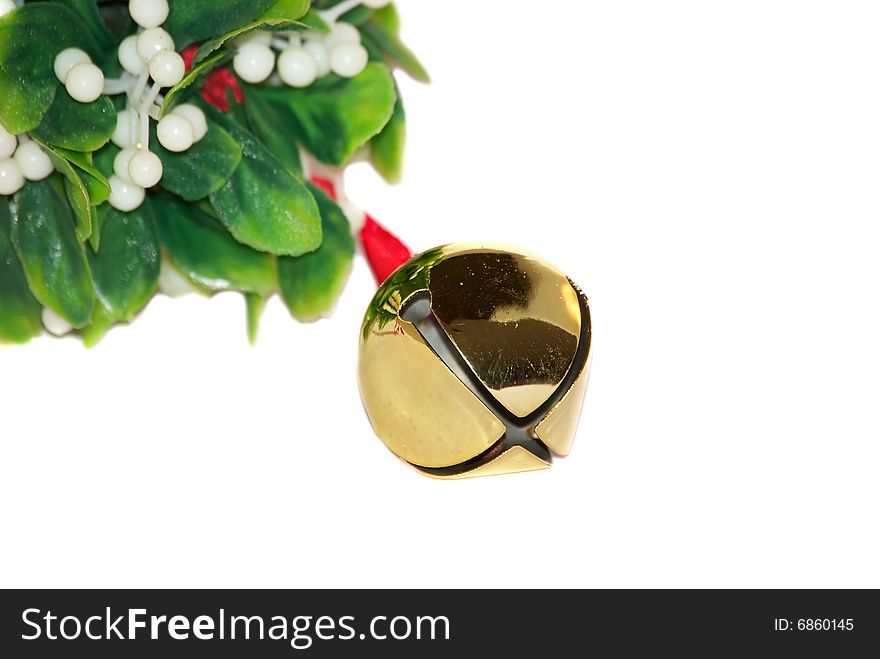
[2,0,879,588]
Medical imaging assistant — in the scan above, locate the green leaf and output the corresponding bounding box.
[92,142,118,181]
[88,203,160,322]
[370,92,405,184]
[61,175,92,242]
[0,3,101,131]
[255,62,396,166]
[194,18,307,66]
[242,82,302,176]
[153,118,242,201]
[0,200,42,344]
[297,10,330,33]
[89,144,118,247]
[371,3,401,33]
[34,139,111,242]
[57,148,111,206]
[362,19,430,83]
[260,0,311,21]
[208,107,322,257]
[278,183,354,322]
[0,67,56,135]
[314,0,370,25]
[10,178,94,328]
[0,4,101,84]
[152,194,277,296]
[31,88,116,152]
[51,0,115,55]
[35,139,91,241]
[245,292,267,344]
[81,303,114,348]
[160,49,232,117]
[164,0,277,48]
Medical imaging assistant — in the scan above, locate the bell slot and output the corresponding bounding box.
[399,292,553,465]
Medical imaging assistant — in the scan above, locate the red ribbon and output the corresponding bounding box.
[359,213,413,285]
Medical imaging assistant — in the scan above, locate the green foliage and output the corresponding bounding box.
[254,62,397,166]
[88,204,160,322]
[51,0,116,56]
[160,50,232,117]
[0,3,100,132]
[154,119,242,201]
[241,82,303,176]
[31,89,116,152]
[278,183,355,321]
[0,0,427,344]
[11,179,94,328]
[0,201,43,344]
[361,12,429,83]
[152,194,277,296]
[164,0,277,48]
[194,18,307,66]
[208,107,323,257]
[370,93,406,184]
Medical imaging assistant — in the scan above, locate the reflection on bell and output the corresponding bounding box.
[358,243,592,479]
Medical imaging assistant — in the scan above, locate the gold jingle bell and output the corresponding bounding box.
[358,243,592,479]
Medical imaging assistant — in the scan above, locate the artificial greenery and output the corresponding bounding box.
[0,0,425,345]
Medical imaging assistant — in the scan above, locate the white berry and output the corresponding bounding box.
[330,43,368,78]
[149,49,185,87]
[233,29,273,48]
[137,27,175,62]
[278,47,317,88]
[232,42,275,84]
[54,48,91,84]
[362,0,391,7]
[0,0,16,18]
[14,141,53,181]
[128,149,163,188]
[111,109,133,148]
[129,0,169,29]
[0,158,24,196]
[303,40,331,77]
[158,258,198,297]
[65,62,104,103]
[118,35,146,76]
[157,114,194,152]
[325,22,361,49]
[0,124,16,160]
[171,104,207,142]
[42,308,74,336]
[108,175,145,212]
[113,147,136,182]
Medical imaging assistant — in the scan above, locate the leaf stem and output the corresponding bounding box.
[103,75,135,95]
[319,0,363,24]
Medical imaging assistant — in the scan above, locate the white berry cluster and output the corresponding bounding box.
[232,0,391,89]
[0,128,54,196]
[45,0,209,212]
[53,47,106,103]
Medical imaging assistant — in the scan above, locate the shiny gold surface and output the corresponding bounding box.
[358,320,505,469]
[358,242,591,479]
[415,445,551,480]
[428,248,582,418]
[535,353,592,456]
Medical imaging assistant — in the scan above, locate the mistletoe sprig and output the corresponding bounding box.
[0,0,426,345]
